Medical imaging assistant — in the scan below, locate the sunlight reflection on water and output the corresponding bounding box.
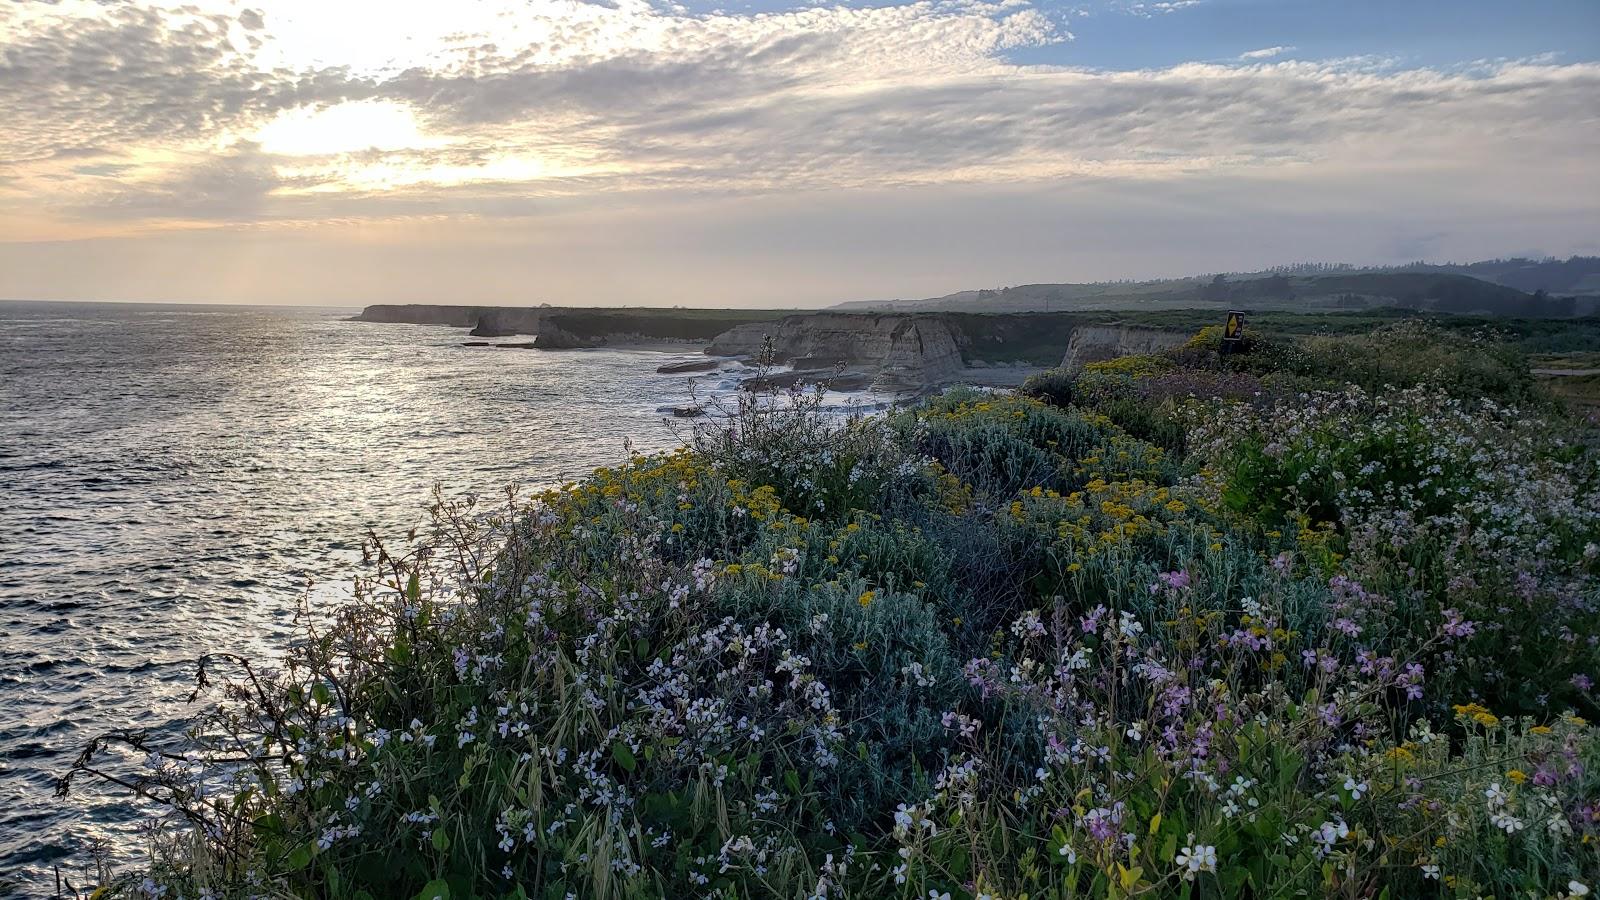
[1,301,880,890]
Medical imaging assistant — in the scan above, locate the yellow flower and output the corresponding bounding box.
[1529,725,1553,735]
[858,590,875,607]
[1506,769,1527,784]
[853,641,868,651]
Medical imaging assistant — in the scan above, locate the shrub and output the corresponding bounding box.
[58,364,1600,899]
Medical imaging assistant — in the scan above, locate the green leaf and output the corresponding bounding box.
[311,682,331,706]
[432,828,451,853]
[612,742,637,772]
[784,769,801,795]
[416,879,450,900]
[406,573,421,603]
[285,843,314,871]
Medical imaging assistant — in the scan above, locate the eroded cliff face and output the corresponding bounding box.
[706,314,967,392]
[1060,326,1189,370]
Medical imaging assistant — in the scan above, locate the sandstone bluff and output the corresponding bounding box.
[352,305,1190,393]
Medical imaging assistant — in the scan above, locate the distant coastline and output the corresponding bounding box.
[350,302,1202,395]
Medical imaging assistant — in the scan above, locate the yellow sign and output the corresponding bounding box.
[1224,311,1245,341]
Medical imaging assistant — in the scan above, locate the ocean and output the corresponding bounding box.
[0,300,782,890]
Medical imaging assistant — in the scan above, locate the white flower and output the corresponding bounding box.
[893,804,915,834]
[1058,843,1077,864]
[1490,811,1525,834]
[1568,881,1590,898]
[1421,864,1440,880]
[1343,777,1367,800]
[1484,782,1507,807]
[1174,842,1217,879]
[929,892,951,900]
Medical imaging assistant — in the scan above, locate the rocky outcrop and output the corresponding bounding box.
[358,304,579,342]
[1060,326,1189,371]
[657,359,723,374]
[706,313,967,393]
[353,304,783,349]
[872,318,967,392]
[355,304,487,328]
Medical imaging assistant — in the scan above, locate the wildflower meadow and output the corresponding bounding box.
[60,323,1600,898]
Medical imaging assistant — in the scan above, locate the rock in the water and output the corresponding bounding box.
[670,405,706,418]
[741,369,875,392]
[657,359,723,374]
[469,323,518,337]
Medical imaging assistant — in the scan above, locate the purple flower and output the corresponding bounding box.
[1441,609,1477,640]
[1080,605,1107,635]
[1397,663,1425,701]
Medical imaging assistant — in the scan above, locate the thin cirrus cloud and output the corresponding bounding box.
[0,0,1596,304]
[1238,45,1293,60]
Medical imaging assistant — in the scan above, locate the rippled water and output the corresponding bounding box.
[0,301,761,891]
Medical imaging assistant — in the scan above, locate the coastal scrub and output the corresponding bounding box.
[60,328,1600,899]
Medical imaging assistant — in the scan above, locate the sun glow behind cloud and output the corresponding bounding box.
[255,101,442,157]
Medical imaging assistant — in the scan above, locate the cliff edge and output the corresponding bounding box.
[1060,326,1189,370]
[707,313,967,392]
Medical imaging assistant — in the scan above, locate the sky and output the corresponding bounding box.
[0,0,1597,307]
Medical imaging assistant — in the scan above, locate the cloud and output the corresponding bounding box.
[1115,0,1204,17]
[81,144,313,222]
[0,4,348,164]
[0,0,1595,252]
[1239,46,1293,60]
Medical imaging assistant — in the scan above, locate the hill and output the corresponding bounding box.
[835,259,1597,317]
[1391,255,1600,295]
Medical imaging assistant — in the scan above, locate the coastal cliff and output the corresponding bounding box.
[354,304,488,328]
[352,304,1192,393]
[707,313,966,391]
[1060,325,1189,370]
[352,305,790,347]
